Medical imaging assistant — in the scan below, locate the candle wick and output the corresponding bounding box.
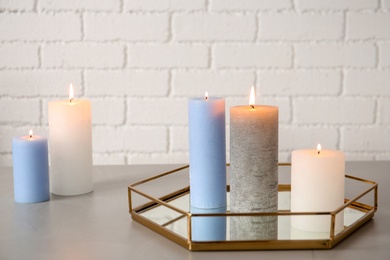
[69,98,73,103]
[29,134,32,139]
[318,151,320,155]
[204,96,208,101]
[250,105,254,109]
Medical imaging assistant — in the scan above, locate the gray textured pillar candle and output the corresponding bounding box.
[230,104,278,212]
[230,102,278,239]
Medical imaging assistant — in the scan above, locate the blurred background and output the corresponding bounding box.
[0,0,389,166]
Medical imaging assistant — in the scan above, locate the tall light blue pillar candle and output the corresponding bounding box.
[188,95,227,209]
[12,132,50,203]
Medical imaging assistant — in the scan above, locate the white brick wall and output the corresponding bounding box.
[84,14,169,41]
[379,42,390,67]
[173,14,256,41]
[0,99,40,125]
[172,71,255,96]
[259,13,344,41]
[38,0,120,12]
[128,44,209,68]
[0,14,81,41]
[0,0,35,11]
[295,43,376,68]
[85,71,169,97]
[0,44,39,68]
[124,0,205,11]
[214,44,293,68]
[294,98,376,124]
[259,70,341,96]
[210,0,292,10]
[0,0,389,166]
[295,0,378,11]
[345,70,390,95]
[42,43,125,68]
[347,13,390,40]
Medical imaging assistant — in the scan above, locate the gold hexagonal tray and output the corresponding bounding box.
[128,163,377,251]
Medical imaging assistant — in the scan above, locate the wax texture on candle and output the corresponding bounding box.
[291,149,345,233]
[230,105,279,214]
[48,99,93,196]
[12,135,50,203]
[188,97,227,209]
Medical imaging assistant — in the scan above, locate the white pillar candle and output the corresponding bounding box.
[291,145,345,233]
[48,84,93,196]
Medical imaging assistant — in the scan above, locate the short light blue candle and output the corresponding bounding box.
[188,95,227,209]
[12,131,50,203]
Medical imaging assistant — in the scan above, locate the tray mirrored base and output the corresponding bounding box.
[128,165,378,251]
[139,192,366,241]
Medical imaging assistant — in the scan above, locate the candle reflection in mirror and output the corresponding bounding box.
[230,215,277,241]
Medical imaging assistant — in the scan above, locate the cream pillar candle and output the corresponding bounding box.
[48,84,93,196]
[230,87,278,213]
[291,145,345,233]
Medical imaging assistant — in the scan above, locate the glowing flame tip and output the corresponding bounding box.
[249,86,255,108]
[69,83,74,103]
[317,144,321,154]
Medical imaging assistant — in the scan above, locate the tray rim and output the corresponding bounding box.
[128,163,378,251]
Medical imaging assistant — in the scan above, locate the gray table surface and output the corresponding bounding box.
[0,162,389,260]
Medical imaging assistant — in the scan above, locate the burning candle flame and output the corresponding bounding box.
[204,91,209,100]
[317,144,321,154]
[249,86,255,109]
[29,129,33,139]
[69,83,74,103]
